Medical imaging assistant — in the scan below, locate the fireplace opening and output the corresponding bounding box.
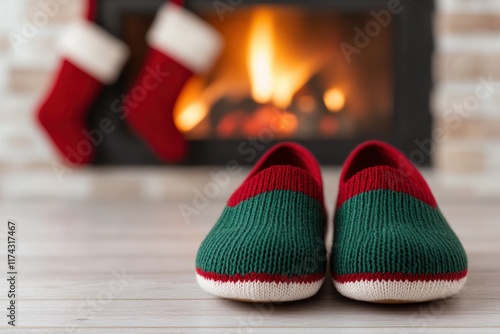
[89,0,433,166]
[174,6,393,141]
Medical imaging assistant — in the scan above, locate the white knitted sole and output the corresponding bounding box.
[333,276,468,303]
[196,274,324,302]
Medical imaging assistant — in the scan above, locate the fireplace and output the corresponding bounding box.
[89,0,433,165]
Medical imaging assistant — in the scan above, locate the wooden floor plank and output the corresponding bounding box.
[14,298,500,328]
[10,328,500,334]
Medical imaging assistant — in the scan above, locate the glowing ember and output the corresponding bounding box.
[217,110,248,138]
[323,88,345,112]
[296,95,317,113]
[320,114,339,137]
[244,107,298,137]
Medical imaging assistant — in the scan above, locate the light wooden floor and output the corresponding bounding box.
[1,169,499,333]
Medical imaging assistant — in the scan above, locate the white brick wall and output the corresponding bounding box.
[438,0,500,13]
[433,0,500,191]
[0,0,83,167]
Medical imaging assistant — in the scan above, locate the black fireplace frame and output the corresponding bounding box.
[89,0,434,166]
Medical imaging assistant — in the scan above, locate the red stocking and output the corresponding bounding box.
[37,0,128,165]
[124,2,223,162]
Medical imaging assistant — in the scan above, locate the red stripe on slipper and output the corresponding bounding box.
[336,165,437,208]
[336,141,437,208]
[333,270,468,283]
[227,165,323,207]
[196,268,325,284]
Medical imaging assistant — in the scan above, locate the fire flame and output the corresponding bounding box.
[247,8,323,109]
[174,79,226,133]
[175,101,208,133]
[248,8,275,104]
[175,7,331,134]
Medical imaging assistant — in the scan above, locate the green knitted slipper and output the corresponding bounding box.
[196,143,326,302]
[332,141,468,303]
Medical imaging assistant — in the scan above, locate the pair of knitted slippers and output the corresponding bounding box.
[195,141,468,303]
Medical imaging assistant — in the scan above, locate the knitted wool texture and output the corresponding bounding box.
[332,141,468,303]
[196,143,326,302]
